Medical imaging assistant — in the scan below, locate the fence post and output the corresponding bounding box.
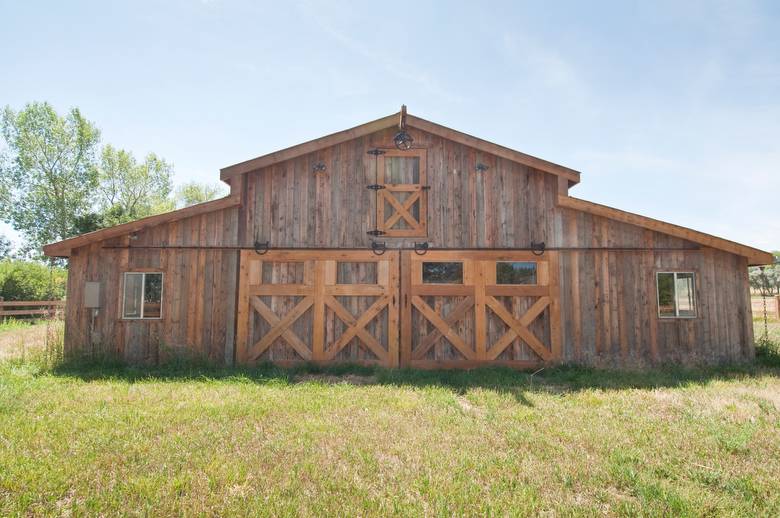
[775,296,780,320]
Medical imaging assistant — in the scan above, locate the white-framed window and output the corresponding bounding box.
[122,272,163,319]
[656,272,696,318]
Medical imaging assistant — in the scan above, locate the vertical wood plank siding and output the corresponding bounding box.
[62,126,754,366]
[65,207,240,364]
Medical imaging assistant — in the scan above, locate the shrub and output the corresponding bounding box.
[0,259,67,301]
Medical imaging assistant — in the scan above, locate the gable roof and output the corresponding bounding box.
[557,195,773,266]
[219,108,582,185]
[42,108,773,265]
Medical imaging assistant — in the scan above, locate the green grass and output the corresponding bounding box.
[0,324,779,516]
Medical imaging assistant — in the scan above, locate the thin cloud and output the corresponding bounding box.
[295,0,465,104]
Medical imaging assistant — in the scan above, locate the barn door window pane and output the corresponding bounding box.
[422,262,463,284]
[656,272,696,318]
[122,272,163,319]
[496,262,537,285]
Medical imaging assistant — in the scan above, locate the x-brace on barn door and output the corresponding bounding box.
[400,250,562,368]
[236,249,561,368]
[236,250,399,366]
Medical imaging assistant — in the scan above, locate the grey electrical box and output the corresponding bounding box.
[84,282,101,308]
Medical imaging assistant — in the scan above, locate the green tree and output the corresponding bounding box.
[0,102,100,255]
[0,235,11,259]
[749,252,780,296]
[95,145,174,225]
[174,181,227,208]
[0,259,67,300]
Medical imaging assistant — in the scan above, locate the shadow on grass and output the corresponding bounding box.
[35,343,780,407]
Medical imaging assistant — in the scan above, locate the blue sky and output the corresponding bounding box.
[1,0,778,251]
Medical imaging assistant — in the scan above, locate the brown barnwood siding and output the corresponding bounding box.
[61,125,754,365]
[241,127,560,249]
[556,208,752,366]
[64,207,240,363]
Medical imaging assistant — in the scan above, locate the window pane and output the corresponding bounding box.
[143,273,163,318]
[496,262,537,285]
[657,273,676,317]
[675,273,696,317]
[385,156,420,184]
[123,273,144,318]
[422,262,463,284]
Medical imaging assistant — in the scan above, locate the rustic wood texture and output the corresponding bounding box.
[59,122,757,367]
[63,207,240,364]
[403,250,559,368]
[236,250,399,366]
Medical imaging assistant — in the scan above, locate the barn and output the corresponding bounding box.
[44,107,773,368]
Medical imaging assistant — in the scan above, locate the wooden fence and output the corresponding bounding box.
[752,296,780,320]
[0,300,66,318]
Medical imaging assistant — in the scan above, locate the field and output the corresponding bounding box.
[1,320,779,516]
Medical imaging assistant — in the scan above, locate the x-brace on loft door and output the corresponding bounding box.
[375,148,427,237]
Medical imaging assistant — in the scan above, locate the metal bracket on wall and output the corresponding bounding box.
[371,241,387,256]
[531,241,546,256]
[254,240,270,255]
[414,242,429,256]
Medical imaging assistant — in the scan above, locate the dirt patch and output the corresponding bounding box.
[0,323,48,360]
[294,374,377,385]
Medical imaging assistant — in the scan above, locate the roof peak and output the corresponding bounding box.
[219,108,582,184]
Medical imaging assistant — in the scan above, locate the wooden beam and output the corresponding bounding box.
[411,295,475,360]
[557,195,773,266]
[485,297,552,361]
[323,295,389,361]
[247,296,313,361]
[413,297,475,360]
[249,296,312,360]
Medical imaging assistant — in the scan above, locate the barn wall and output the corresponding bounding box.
[64,207,240,364]
[61,125,754,366]
[556,209,753,365]
[239,126,559,249]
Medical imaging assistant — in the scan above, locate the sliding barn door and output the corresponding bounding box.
[236,250,399,366]
[401,251,561,368]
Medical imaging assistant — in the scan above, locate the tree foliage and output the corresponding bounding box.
[96,145,173,225]
[0,259,67,301]
[749,253,780,296]
[0,236,11,259]
[0,102,184,255]
[175,181,226,208]
[0,102,100,255]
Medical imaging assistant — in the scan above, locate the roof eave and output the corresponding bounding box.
[557,194,774,266]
